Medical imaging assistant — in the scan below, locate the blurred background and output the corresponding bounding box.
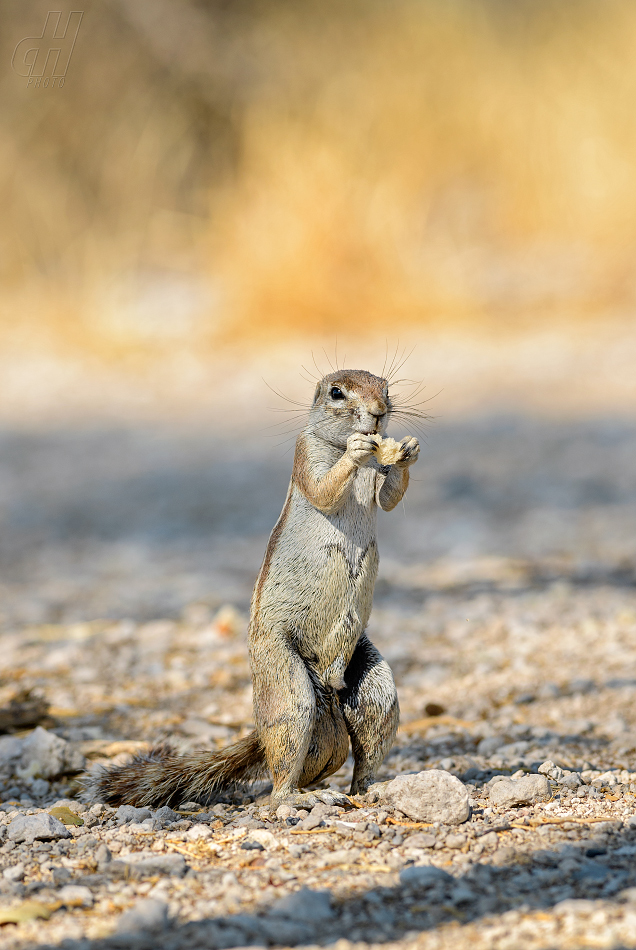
[0,0,635,630]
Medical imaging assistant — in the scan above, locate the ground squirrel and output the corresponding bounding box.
[86,369,420,808]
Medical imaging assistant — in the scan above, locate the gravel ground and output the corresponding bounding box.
[1,410,636,950]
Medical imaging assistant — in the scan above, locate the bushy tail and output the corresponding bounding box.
[83,732,267,808]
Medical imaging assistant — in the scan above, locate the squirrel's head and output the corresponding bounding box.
[310,370,390,447]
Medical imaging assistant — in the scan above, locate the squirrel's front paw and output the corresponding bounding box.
[346,433,378,467]
[395,437,420,467]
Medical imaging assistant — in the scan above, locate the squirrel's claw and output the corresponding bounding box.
[315,788,352,807]
[274,787,352,810]
[395,436,420,467]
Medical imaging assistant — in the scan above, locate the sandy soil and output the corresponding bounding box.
[1,337,636,949]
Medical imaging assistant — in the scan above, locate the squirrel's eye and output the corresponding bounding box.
[330,387,345,400]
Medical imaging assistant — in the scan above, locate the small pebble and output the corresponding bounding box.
[116,898,169,933]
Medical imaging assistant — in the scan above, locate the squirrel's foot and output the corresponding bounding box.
[273,788,351,809]
[350,775,375,796]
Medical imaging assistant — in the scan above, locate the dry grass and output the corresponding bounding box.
[2,0,636,357]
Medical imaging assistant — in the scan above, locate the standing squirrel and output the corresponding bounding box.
[86,369,420,808]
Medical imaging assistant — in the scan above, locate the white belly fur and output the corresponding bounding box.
[256,466,379,685]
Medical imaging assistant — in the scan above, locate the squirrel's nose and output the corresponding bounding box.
[369,402,387,418]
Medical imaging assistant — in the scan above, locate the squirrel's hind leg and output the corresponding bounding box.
[251,632,317,806]
[274,697,351,809]
[338,634,399,795]
[251,632,352,808]
[291,684,350,808]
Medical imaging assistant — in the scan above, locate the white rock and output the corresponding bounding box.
[249,828,279,850]
[538,762,580,786]
[29,778,50,798]
[115,804,152,824]
[318,848,361,867]
[489,773,551,807]
[487,774,509,786]
[592,771,618,787]
[119,851,187,877]
[380,770,470,824]
[127,822,153,834]
[560,771,582,789]
[57,885,93,907]
[406,832,436,849]
[445,833,466,849]
[18,727,85,780]
[8,813,71,843]
[185,823,213,841]
[3,863,25,881]
[96,843,112,867]
[581,770,600,785]
[479,831,499,848]
[116,898,169,933]
[0,736,23,770]
[477,736,505,757]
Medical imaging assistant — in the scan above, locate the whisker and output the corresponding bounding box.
[263,420,305,432]
[385,340,401,381]
[269,434,303,444]
[312,351,326,380]
[392,343,414,380]
[273,434,302,449]
[381,339,390,379]
[391,389,442,409]
[264,422,307,436]
[322,347,336,373]
[389,411,433,427]
[391,427,429,441]
[265,410,308,424]
[390,400,428,411]
[263,378,310,408]
[387,345,416,382]
[391,381,428,402]
[301,365,320,382]
[274,418,321,452]
[390,410,433,423]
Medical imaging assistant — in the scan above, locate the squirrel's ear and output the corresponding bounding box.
[313,384,321,404]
